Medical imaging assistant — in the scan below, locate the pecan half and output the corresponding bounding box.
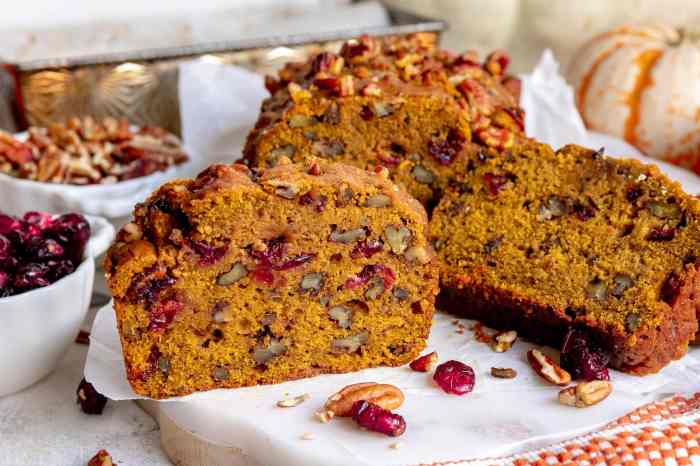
[558,380,612,408]
[491,330,517,353]
[527,349,571,386]
[324,382,404,417]
[491,367,517,379]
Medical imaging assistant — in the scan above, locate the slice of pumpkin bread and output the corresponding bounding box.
[105,158,438,398]
[431,143,700,375]
[244,33,524,207]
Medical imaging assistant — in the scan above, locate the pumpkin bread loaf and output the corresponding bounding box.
[244,34,524,207]
[431,143,700,375]
[105,158,438,398]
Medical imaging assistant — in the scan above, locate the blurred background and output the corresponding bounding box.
[3,0,700,71]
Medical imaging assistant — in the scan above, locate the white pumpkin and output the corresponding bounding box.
[567,24,700,173]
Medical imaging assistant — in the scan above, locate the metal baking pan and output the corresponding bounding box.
[0,5,445,136]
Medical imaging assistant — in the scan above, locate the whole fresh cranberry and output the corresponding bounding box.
[0,234,11,266]
[76,378,108,415]
[46,259,76,282]
[23,211,53,229]
[7,220,41,249]
[46,213,90,263]
[13,263,51,291]
[27,237,65,262]
[433,360,475,395]
[560,328,610,381]
[350,400,406,437]
[0,214,18,236]
[0,270,10,296]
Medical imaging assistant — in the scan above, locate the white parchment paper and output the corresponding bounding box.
[86,51,700,464]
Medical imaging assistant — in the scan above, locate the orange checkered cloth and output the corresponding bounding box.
[415,393,700,466]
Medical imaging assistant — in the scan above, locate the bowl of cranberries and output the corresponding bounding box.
[0,210,114,396]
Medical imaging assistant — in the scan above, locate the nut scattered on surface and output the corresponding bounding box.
[389,442,403,450]
[314,409,335,423]
[409,351,438,372]
[558,380,612,408]
[300,432,315,440]
[490,367,517,379]
[87,449,113,466]
[491,330,517,353]
[277,393,311,408]
[527,349,572,386]
[324,382,404,417]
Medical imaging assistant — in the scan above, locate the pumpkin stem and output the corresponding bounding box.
[675,26,700,45]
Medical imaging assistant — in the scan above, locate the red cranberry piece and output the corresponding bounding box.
[485,50,510,74]
[251,238,287,266]
[350,240,383,259]
[341,40,370,60]
[574,202,597,221]
[298,193,327,212]
[646,227,676,241]
[427,129,466,166]
[188,239,228,266]
[126,266,177,306]
[46,213,90,263]
[273,252,315,270]
[350,400,406,437]
[433,360,475,395]
[344,264,395,289]
[22,211,53,230]
[13,263,51,291]
[560,328,610,381]
[0,214,20,236]
[310,52,336,74]
[251,266,275,285]
[76,378,108,415]
[378,152,401,167]
[0,270,10,294]
[482,173,509,195]
[359,105,374,121]
[661,272,682,304]
[410,351,438,372]
[626,186,643,203]
[148,299,182,332]
[46,259,76,282]
[27,237,65,262]
[0,234,11,266]
[313,77,341,94]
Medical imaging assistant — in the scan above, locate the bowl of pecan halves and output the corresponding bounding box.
[0,116,191,227]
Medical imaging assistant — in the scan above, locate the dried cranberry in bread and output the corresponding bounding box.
[105,158,438,398]
[431,143,700,375]
[244,34,524,207]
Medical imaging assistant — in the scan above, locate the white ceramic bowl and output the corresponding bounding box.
[0,215,114,396]
[0,165,188,230]
[0,131,194,229]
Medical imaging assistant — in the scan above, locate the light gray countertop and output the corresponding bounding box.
[0,339,171,466]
